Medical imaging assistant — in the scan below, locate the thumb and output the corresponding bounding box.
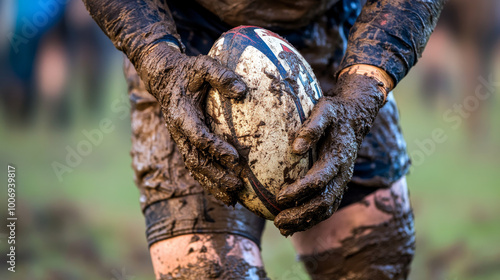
[191,56,248,100]
[292,97,336,154]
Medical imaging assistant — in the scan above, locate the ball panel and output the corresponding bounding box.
[206,26,323,220]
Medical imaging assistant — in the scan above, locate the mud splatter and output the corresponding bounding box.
[275,73,385,236]
[299,211,415,280]
[279,50,320,104]
[144,195,265,248]
[157,235,269,280]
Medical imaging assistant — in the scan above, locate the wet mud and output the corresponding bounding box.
[274,73,385,236]
[195,0,340,30]
[125,59,266,247]
[144,195,265,248]
[85,0,444,207]
[300,211,415,280]
[297,179,415,279]
[83,0,444,277]
[157,234,269,280]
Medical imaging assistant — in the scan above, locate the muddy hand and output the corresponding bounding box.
[274,71,387,236]
[137,42,248,206]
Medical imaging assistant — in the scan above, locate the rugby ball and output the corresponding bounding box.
[206,26,323,220]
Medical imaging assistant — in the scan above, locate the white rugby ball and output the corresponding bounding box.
[206,26,323,220]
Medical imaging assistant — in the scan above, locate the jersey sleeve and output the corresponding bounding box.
[339,0,445,85]
[82,0,183,65]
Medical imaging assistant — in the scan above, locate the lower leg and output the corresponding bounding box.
[291,177,415,280]
[150,233,268,280]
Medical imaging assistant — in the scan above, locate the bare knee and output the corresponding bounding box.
[292,177,415,280]
[299,211,415,280]
[150,234,268,280]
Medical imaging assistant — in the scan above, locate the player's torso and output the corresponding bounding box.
[194,0,340,29]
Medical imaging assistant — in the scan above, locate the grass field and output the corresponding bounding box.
[0,58,499,279]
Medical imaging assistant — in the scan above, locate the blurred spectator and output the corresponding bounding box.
[420,0,500,142]
[1,0,67,125]
[0,0,115,128]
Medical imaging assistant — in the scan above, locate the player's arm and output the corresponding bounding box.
[275,0,445,236]
[82,0,248,205]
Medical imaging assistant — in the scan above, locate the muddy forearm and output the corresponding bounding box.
[82,0,183,93]
[340,0,445,85]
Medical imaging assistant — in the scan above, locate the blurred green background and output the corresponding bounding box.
[1,0,499,279]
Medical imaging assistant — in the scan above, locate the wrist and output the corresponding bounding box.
[134,40,183,102]
[338,64,394,102]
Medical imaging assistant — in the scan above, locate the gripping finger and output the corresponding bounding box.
[174,106,239,167]
[292,97,336,155]
[274,183,339,236]
[276,143,340,208]
[188,159,243,206]
[171,127,243,206]
[192,56,247,100]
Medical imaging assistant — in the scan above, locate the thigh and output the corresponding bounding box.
[291,177,415,280]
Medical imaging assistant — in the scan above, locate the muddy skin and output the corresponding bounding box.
[156,234,269,280]
[274,73,385,236]
[84,0,252,206]
[125,59,267,247]
[84,0,444,212]
[145,46,249,206]
[195,0,341,30]
[125,57,202,210]
[301,180,415,280]
[84,0,445,277]
[351,93,411,187]
[299,211,415,280]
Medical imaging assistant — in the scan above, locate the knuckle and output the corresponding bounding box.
[219,68,236,82]
[184,152,204,169]
[318,199,331,210]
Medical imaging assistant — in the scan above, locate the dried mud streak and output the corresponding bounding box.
[265,70,284,106]
[300,185,414,279]
[279,50,318,170]
[300,212,415,279]
[158,235,269,280]
[279,50,319,105]
[144,195,265,247]
[125,59,202,211]
[220,94,281,217]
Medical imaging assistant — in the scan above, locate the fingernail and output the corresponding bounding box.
[220,144,239,166]
[276,189,287,202]
[276,186,294,206]
[276,195,286,206]
[292,138,309,154]
[221,153,238,166]
[280,229,293,237]
[230,80,247,97]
